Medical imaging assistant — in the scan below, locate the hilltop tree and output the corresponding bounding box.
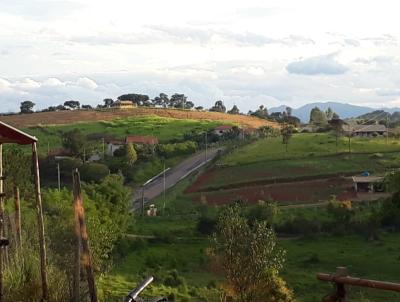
[250,105,269,119]
[103,98,114,108]
[20,100,35,114]
[64,100,80,110]
[118,94,149,105]
[152,93,170,107]
[210,204,293,302]
[309,107,327,126]
[228,105,240,115]
[209,100,226,113]
[169,93,191,109]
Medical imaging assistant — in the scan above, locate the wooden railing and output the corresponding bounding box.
[317,267,400,301]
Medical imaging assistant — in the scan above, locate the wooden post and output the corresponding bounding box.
[163,162,166,215]
[57,163,61,191]
[141,186,145,216]
[72,172,81,302]
[32,142,49,302]
[0,143,3,302]
[72,169,98,302]
[14,186,22,250]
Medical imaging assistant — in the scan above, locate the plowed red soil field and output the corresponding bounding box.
[187,177,356,205]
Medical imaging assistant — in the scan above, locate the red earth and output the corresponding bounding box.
[187,177,356,205]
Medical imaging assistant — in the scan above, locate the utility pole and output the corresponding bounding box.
[205,132,208,162]
[102,138,105,158]
[83,147,86,163]
[0,143,3,302]
[141,186,145,216]
[57,163,61,191]
[163,161,166,215]
[387,113,389,145]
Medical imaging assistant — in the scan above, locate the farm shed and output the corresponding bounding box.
[352,175,384,193]
[0,120,48,301]
[111,100,137,109]
[344,124,387,137]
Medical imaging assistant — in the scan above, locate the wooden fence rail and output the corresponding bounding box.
[317,267,400,301]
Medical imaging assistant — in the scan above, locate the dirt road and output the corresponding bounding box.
[133,148,221,210]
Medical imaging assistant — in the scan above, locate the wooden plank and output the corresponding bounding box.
[317,273,400,292]
[32,142,49,301]
[73,169,98,302]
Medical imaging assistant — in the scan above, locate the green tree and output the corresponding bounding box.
[126,143,138,166]
[103,98,114,108]
[325,107,334,120]
[328,118,345,152]
[211,205,293,302]
[250,105,269,119]
[62,129,85,156]
[309,107,327,126]
[209,100,226,113]
[64,100,80,109]
[281,124,293,152]
[20,101,35,114]
[228,105,240,114]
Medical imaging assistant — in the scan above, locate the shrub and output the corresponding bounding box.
[164,270,187,288]
[196,216,216,235]
[80,163,109,182]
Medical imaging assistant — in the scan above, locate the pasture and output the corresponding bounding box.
[23,115,222,153]
[221,133,400,166]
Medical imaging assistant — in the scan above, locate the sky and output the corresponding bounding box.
[1,0,400,112]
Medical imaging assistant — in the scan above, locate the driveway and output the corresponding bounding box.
[133,148,221,210]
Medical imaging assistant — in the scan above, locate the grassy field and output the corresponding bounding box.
[221,133,400,166]
[190,153,399,192]
[23,115,222,153]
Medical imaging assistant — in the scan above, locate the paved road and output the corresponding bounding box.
[133,148,221,210]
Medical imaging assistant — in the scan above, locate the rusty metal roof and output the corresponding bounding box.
[0,120,37,145]
[126,135,158,145]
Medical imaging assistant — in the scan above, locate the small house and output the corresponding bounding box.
[345,124,387,137]
[106,135,159,156]
[213,125,234,136]
[111,100,137,109]
[106,139,125,156]
[126,136,159,146]
[352,175,384,193]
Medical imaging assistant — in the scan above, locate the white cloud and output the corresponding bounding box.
[43,77,65,87]
[286,53,348,75]
[1,0,400,111]
[0,78,11,91]
[76,77,98,90]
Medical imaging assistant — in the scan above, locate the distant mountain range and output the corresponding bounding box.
[269,102,400,122]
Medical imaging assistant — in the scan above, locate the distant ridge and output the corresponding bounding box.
[269,101,400,122]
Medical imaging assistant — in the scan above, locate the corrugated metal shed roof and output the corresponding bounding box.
[352,176,384,183]
[0,120,37,145]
